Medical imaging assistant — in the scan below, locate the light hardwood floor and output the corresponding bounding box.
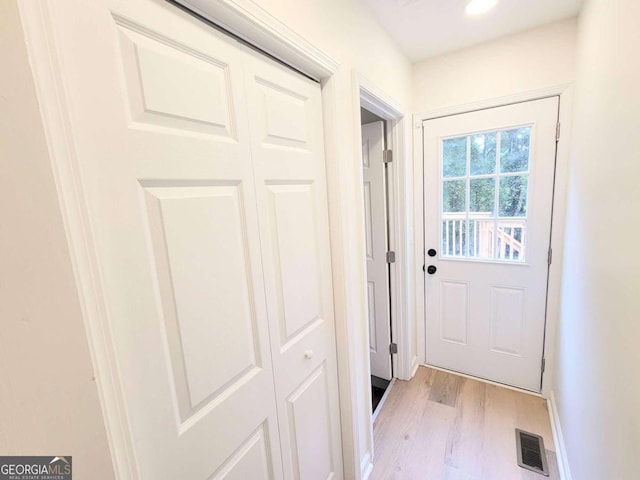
[370,366,559,480]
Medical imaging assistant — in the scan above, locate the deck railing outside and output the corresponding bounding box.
[442,212,526,261]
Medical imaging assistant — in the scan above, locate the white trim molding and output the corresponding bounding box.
[548,391,573,480]
[18,1,139,478]
[413,84,574,398]
[354,72,414,383]
[358,75,405,121]
[173,0,339,79]
[414,84,573,124]
[360,452,374,480]
[353,73,413,479]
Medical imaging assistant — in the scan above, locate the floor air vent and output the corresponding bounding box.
[516,429,549,476]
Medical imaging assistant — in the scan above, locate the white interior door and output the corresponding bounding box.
[423,97,559,392]
[243,46,343,480]
[45,0,341,478]
[361,122,392,380]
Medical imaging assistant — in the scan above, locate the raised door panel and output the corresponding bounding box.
[117,18,236,138]
[286,365,335,480]
[490,286,526,357]
[266,183,322,346]
[363,181,374,260]
[143,184,261,420]
[367,281,377,353]
[210,425,273,480]
[439,281,469,345]
[255,78,311,151]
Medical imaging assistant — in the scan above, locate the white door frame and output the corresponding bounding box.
[18,1,413,478]
[356,74,415,384]
[354,74,414,473]
[413,85,574,399]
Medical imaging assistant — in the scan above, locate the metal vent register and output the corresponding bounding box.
[516,429,549,476]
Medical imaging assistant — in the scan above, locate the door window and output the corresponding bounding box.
[441,126,531,261]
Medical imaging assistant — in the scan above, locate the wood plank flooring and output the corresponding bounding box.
[370,366,559,480]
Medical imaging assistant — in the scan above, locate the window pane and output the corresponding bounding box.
[443,137,467,177]
[500,127,531,173]
[470,178,495,213]
[470,132,497,175]
[499,175,528,217]
[496,221,526,261]
[442,219,467,257]
[439,126,532,262]
[443,180,466,213]
[469,219,494,259]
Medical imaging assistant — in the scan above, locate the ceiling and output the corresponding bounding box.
[361,0,583,61]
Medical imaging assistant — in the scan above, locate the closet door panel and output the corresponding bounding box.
[243,48,344,480]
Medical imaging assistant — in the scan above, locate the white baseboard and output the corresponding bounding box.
[548,391,573,480]
[360,452,373,480]
[410,355,420,378]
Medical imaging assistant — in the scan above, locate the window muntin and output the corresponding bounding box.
[441,127,531,262]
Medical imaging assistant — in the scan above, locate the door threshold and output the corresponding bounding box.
[372,377,396,423]
[423,363,544,399]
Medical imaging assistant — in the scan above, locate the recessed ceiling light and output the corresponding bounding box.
[465,0,498,16]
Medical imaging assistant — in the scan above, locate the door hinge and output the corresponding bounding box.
[383,149,393,163]
[389,343,398,354]
[556,122,561,141]
[541,358,546,374]
[386,251,396,263]
[547,248,553,265]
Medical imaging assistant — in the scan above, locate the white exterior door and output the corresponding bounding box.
[361,122,392,380]
[423,98,559,392]
[44,0,342,478]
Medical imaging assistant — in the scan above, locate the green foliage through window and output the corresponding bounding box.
[470,132,497,175]
[443,180,466,212]
[442,137,467,177]
[499,176,528,217]
[470,178,495,213]
[500,128,530,173]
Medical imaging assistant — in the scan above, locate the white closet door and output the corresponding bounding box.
[44,1,284,478]
[243,48,344,480]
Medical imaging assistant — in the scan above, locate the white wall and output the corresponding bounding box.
[252,2,413,477]
[553,0,640,478]
[0,1,115,478]
[413,18,577,112]
[255,0,412,108]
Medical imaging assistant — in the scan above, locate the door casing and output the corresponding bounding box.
[358,78,415,388]
[413,85,575,399]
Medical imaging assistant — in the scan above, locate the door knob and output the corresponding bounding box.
[304,350,314,359]
[427,265,437,275]
[427,248,437,257]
